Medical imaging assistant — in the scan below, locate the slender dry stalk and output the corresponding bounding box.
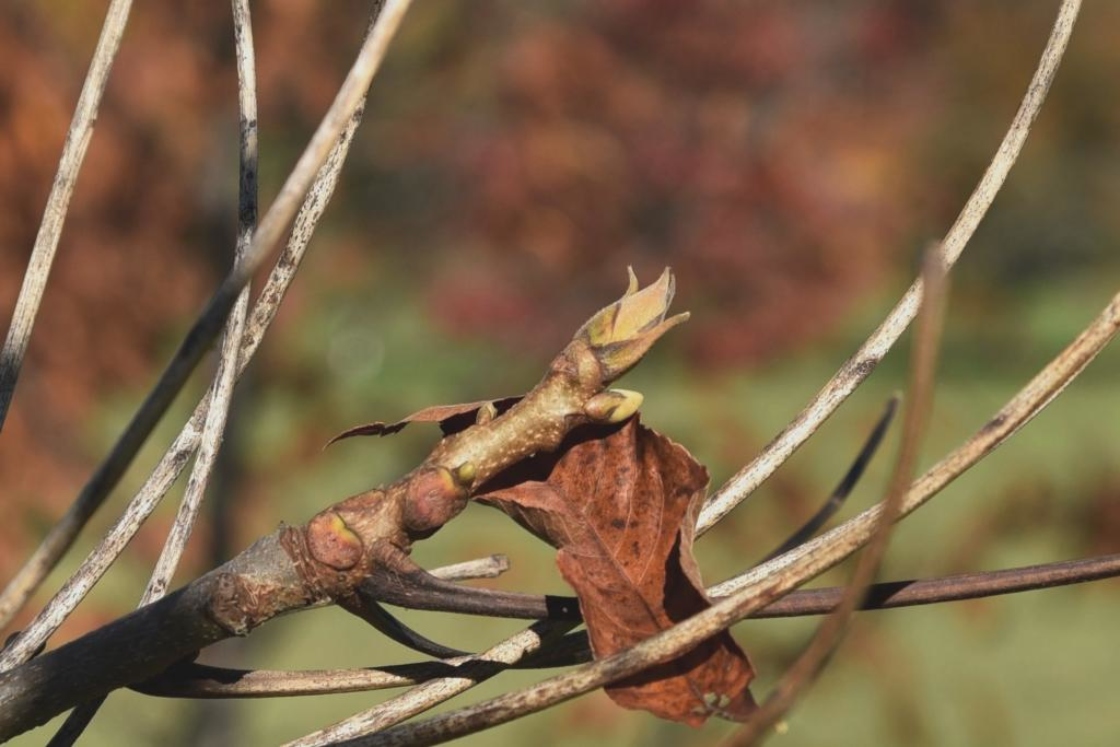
[0,0,134,430]
[46,4,263,743]
[141,0,259,605]
[728,250,948,746]
[0,0,409,670]
[697,0,1083,534]
[285,621,578,747]
[0,89,370,670]
[712,289,1120,602]
[427,555,509,581]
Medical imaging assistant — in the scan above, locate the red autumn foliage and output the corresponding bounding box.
[418,2,941,364]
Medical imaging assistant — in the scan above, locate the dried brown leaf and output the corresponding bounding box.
[326,396,522,445]
[478,418,756,725]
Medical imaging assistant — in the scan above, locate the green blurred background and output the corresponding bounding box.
[2,2,1119,745]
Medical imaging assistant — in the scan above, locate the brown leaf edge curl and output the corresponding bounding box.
[476,417,756,726]
[325,397,523,444]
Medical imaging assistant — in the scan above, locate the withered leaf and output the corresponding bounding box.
[477,417,756,725]
[326,396,522,445]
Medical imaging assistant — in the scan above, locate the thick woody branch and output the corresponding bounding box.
[338,283,1119,747]
[0,532,308,739]
[0,271,685,740]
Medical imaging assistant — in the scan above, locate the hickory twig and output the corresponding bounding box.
[0,269,688,740]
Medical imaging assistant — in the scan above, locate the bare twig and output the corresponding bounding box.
[730,249,948,745]
[286,620,578,747]
[697,0,1083,534]
[712,286,1120,603]
[0,0,134,429]
[46,5,261,743]
[0,271,686,739]
[279,541,1120,624]
[0,0,410,668]
[135,661,476,700]
[756,552,1120,617]
[339,597,471,660]
[142,0,259,605]
[428,555,509,581]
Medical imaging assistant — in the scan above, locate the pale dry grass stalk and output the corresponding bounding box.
[285,621,578,747]
[46,3,261,742]
[0,0,134,429]
[0,0,409,669]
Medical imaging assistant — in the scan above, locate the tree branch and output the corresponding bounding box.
[338,283,1119,747]
[0,270,687,740]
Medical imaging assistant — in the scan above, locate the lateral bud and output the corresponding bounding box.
[403,466,470,537]
[306,511,363,570]
[584,389,644,424]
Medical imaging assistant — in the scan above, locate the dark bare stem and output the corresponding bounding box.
[338,597,470,660]
[150,548,1120,700]
[0,0,134,430]
[761,396,898,563]
[287,547,1120,625]
[757,553,1120,617]
[131,552,1120,699]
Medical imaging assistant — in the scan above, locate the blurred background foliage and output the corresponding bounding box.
[2,1,1119,745]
